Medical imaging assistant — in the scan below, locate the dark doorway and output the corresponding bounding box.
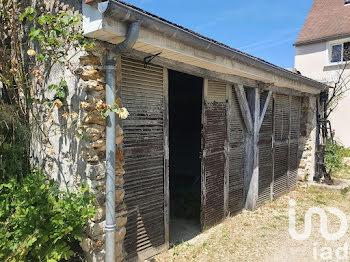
[168,70,203,245]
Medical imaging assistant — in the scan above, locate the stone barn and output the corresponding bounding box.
[32,0,328,261]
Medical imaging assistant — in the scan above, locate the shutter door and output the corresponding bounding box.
[121,57,166,259]
[258,94,273,206]
[288,96,301,189]
[273,94,290,198]
[228,87,245,213]
[201,80,226,229]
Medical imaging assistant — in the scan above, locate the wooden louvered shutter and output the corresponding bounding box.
[288,96,301,189]
[258,94,273,206]
[273,94,290,197]
[121,57,167,259]
[228,87,245,213]
[201,79,226,229]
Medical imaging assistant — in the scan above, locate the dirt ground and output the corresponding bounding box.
[153,182,350,262]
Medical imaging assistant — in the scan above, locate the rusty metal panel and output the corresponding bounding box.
[273,94,290,198]
[290,96,301,141]
[288,142,299,189]
[274,94,290,141]
[228,88,245,213]
[288,96,301,189]
[201,80,226,229]
[258,97,273,206]
[273,143,289,197]
[121,57,166,259]
[272,94,301,197]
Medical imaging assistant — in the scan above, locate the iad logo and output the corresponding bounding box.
[288,199,348,241]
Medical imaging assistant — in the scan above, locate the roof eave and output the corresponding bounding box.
[295,33,350,46]
[84,0,328,93]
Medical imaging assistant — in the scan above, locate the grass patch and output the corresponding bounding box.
[155,186,350,262]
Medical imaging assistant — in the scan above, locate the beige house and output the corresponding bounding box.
[295,0,350,147]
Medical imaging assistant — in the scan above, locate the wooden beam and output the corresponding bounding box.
[261,85,310,97]
[122,50,316,97]
[123,50,257,87]
[244,88,260,211]
[234,84,253,134]
[258,90,272,132]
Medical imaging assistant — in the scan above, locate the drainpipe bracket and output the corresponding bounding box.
[104,64,116,70]
[105,224,117,231]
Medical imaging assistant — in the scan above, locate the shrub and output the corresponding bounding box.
[325,142,350,171]
[0,170,95,262]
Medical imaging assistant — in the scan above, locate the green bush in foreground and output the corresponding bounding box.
[0,170,95,262]
[325,142,350,171]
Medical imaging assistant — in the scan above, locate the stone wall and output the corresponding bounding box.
[298,96,317,182]
[28,1,127,260]
[78,49,127,262]
[30,38,127,262]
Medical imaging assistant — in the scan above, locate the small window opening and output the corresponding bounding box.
[330,42,350,63]
[331,44,342,63]
[345,0,350,5]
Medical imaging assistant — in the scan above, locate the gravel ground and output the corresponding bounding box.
[153,183,350,262]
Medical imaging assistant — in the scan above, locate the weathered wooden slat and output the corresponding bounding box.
[121,56,166,260]
[163,67,170,249]
[258,96,273,206]
[224,84,231,216]
[273,93,290,198]
[201,79,226,229]
[228,87,245,214]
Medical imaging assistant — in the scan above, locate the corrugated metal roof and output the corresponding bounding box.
[295,0,350,45]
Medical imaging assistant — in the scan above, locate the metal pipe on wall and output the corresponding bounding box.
[102,11,140,260]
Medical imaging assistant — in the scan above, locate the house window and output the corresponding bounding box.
[345,0,350,5]
[331,45,342,62]
[344,42,350,60]
[330,42,350,63]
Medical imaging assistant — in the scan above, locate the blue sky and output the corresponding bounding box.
[124,0,314,69]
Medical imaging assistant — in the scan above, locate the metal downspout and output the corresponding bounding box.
[104,20,140,262]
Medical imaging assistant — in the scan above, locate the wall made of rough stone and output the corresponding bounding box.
[298,96,317,182]
[29,11,127,259]
[27,1,127,261]
[78,49,128,262]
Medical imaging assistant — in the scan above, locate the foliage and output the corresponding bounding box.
[0,169,95,262]
[0,104,30,181]
[20,6,93,65]
[325,141,350,171]
[0,1,95,143]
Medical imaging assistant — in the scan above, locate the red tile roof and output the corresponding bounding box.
[295,0,350,45]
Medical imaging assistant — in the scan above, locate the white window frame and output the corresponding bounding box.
[327,37,350,65]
